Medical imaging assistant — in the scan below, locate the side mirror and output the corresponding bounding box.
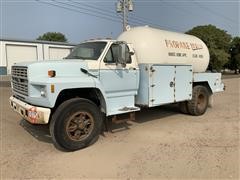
[129,51,134,56]
[117,43,127,67]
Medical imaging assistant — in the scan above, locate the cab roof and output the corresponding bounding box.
[83,39,117,43]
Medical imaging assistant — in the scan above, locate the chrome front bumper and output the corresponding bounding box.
[9,96,51,124]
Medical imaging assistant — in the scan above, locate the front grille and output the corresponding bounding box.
[12,66,28,96]
[13,94,25,101]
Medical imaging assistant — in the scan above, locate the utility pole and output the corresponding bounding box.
[122,0,128,32]
[116,0,133,31]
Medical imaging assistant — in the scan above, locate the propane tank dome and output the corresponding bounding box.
[117,26,210,73]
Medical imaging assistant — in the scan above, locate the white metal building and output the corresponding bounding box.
[0,38,75,75]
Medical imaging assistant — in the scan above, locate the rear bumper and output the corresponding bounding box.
[9,96,51,124]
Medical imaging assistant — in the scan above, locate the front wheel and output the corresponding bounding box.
[50,98,102,151]
[187,85,209,116]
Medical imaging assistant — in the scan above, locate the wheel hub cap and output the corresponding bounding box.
[66,111,94,141]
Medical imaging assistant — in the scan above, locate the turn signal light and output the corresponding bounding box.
[48,70,56,78]
[50,84,55,93]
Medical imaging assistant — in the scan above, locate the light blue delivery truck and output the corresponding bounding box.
[9,26,224,151]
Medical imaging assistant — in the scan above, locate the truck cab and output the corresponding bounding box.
[9,39,141,150]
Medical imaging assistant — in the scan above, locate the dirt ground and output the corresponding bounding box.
[0,78,239,179]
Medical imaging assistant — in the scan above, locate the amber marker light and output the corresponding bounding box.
[48,70,56,77]
[50,84,55,93]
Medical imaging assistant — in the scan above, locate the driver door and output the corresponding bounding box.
[99,42,138,114]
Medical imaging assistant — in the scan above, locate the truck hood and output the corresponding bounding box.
[14,59,93,79]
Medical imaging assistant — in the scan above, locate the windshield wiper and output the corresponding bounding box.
[66,55,86,60]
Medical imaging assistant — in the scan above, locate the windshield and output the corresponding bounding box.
[66,42,107,60]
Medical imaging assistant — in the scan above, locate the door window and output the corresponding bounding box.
[104,43,132,64]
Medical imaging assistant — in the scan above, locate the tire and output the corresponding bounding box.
[187,85,209,116]
[178,101,189,114]
[50,98,102,151]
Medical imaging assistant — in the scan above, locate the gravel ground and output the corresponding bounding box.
[0,78,239,179]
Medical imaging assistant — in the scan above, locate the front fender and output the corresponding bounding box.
[93,78,109,115]
[48,76,98,108]
[27,76,96,108]
[27,76,110,115]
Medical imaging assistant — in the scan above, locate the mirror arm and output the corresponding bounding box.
[129,51,134,55]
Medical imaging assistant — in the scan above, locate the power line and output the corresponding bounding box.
[134,0,238,3]
[192,0,236,24]
[56,1,146,28]
[129,14,180,31]
[157,0,197,17]
[66,0,121,21]
[70,0,166,29]
[36,0,147,28]
[52,0,121,22]
[132,0,237,29]
[36,0,121,24]
[69,0,117,14]
[70,1,140,27]
[68,0,179,31]
[36,0,182,32]
[155,0,237,29]
[116,0,181,31]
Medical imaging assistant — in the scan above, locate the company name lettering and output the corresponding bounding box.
[165,40,203,50]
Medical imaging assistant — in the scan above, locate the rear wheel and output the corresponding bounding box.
[50,98,102,151]
[187,85,209,116]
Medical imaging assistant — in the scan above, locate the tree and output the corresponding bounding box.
[186,25,232,72]
[228,37,240,74]
[37,32,67,42]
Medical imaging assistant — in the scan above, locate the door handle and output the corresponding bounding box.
[129,67,136,70]
[170,81,174,87]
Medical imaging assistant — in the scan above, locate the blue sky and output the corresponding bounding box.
[1,0,239,43]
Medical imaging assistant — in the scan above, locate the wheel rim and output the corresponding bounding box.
[197,93,207,111]
[66,111,94,141]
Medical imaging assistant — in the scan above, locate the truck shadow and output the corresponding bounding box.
[136,104,180,123]
[19,119,52,144]
[19,104,181,143]
[105,104,180,133]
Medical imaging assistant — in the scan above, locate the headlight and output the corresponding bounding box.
[40,87,47,97]
[31,84,47,97]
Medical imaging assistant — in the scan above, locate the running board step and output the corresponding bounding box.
[112,112,135,124]
[118,107,139,111]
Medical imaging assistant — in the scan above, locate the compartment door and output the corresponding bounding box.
[175,66,193,101]
[150,65,175,106]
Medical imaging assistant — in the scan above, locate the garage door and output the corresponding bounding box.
[6,44,37,74]
[49,47,71,60]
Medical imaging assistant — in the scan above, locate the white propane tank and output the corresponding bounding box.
[117,26,210,72]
